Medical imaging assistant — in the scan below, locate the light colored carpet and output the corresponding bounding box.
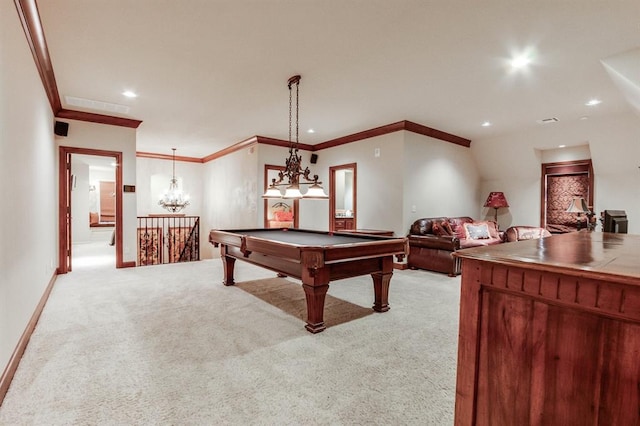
[0,246,461,425]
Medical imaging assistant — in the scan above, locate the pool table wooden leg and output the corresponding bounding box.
[221,254,236,286]
[302,283,329,333]
[371,256,393,312]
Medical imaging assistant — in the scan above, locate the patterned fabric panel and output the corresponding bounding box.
[546,174,589,227]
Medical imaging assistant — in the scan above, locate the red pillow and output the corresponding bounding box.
[274,211,293,221]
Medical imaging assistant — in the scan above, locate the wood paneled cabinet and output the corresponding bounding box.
[333,217,354,231]
[453,232,640,426]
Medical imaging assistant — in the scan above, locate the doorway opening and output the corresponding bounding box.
[71,154,117,269]
[58,147,124,273]
[540,159,594,233]
[329,163,357,232]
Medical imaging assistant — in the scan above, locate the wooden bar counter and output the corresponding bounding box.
[453,231,640,426]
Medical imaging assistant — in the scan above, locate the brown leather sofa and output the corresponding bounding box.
[407,217,503,276]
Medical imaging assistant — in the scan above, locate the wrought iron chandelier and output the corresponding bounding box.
[262,75,328,199]
[158,148,190,212]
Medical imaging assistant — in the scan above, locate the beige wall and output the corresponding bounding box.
[58,120,138,262]
[404,132,481,231]
[201,146,260,258]
[0,0,58,374]
[136,156,206,257]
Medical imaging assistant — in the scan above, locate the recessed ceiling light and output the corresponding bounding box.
[510,55,531,69]
[307,129,315,134]
[580,116,589,120]
[558,145,566,148]
[122,90,138,98]
[585,99,601,106]
[481,121,491,127]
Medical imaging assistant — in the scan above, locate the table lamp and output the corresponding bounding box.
[566,197,592,230]
[484,191,509,223]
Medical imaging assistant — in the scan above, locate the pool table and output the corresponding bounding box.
[209,228,407,333]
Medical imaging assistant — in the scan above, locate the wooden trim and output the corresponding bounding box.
[0,271,57,406]
[202,136,258,163]
[58,147,125,272]
[315,120,471,151]
[121,261,136,268]
[155,121,471,165]
[14,0,61,113]
[57,109,142,129]
[136,151,203,163]
[202,136,312,164]
[403,121,471,147]
[255,136,314,151]
[58,149,69,272]
[317,122,406,151]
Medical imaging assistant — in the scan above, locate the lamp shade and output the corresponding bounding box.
[262,185,284,199]
[484,192,509,208]
[303,183,329,199]
[283,184,304,199]
[566,197,589,213]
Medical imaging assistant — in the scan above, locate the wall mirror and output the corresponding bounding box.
[264,164,299,228]
[329,163,357,231]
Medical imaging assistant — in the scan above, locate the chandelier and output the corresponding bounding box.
[262,75,328,199]
[158,148,190,212]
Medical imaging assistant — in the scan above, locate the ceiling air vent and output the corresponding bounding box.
[65,96,130,115]
[536,117,559,124]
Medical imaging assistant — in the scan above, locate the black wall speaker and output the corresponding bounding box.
[310,153,318,164]
[54,121,69,137]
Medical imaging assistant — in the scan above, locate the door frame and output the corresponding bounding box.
[540,159,594,228]
[329,163,357,232]
[263,164,299,228]
[58,146,124,273]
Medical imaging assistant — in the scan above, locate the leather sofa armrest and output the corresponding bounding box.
[408,234,460,251]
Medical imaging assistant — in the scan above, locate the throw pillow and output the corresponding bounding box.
[432,222,449,236]
[441,221,454,236]
[274,211,293,221]
[474,220,499,239]
[464,222,490,240]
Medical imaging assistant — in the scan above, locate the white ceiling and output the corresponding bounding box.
[37,1,640,158]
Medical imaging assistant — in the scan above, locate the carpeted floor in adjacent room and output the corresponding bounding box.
[0,243,461,425]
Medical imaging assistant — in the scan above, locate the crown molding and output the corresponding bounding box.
[199,136,312,164]
[57,109,142,129]
[403,121,471,147]
[315,120,470,150]
[14,0,61,112]
[140,121,471,164]
[136,152,203,163]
